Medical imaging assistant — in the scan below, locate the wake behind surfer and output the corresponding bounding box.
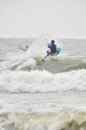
[19,45,28,51]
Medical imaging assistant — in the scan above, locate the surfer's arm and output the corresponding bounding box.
[48,44,51,48]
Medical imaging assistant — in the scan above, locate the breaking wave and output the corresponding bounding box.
[0,69,86,93]
[0,109,86,130]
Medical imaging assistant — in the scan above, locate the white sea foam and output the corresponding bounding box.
[0,109,86,130]
[16,58,37,70]
[0,69,86,93]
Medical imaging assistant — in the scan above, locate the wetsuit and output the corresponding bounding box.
[48,43,57,54]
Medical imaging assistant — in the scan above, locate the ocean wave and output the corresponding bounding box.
[0,109,86,130]
[37,57,86,73]
[1,55,86,74]
[0,36,86,73]
[0,69,86,93]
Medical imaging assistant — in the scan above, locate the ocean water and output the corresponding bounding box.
[0,36,86,130]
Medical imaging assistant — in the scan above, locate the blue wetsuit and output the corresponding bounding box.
[48,43,57,54]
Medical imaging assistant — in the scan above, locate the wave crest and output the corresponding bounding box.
[0,69,86,93]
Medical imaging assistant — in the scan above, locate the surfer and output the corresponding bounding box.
[42,40,57,62]
[47,40,57,55]
[42,40,61,62]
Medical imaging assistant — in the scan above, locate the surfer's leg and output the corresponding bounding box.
[57,51,59,54]
[47,50,50,55]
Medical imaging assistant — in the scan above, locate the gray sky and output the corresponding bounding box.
[0,0,86,38]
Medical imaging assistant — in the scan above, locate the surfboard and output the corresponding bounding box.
[56,47,62,53]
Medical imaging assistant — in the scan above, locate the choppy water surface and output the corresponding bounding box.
[0,37,86,130]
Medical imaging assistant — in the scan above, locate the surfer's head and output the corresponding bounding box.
[51,40,55,44]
